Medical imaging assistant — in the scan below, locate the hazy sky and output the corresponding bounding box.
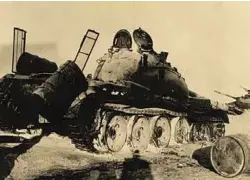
[1,2,250,102]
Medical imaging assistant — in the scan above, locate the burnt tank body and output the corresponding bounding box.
[0,53,88,135]
[0,52,58,131]
[33,60,88,123]
[16,52,58,75]
[0,27,91,142]
[0,27,232,154]
[67,28,229,153]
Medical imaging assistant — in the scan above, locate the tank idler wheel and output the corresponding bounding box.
[174,117,191,144]
[105,115,127,152]
[152,116,171,148]
[128,116,150,152]
[190,123,212,143]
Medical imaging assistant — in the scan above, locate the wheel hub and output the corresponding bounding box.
[108,126,117,140]
[154,126,163,138]
[135,127,144,140]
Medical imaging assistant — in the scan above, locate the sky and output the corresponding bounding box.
[1,2,250,102]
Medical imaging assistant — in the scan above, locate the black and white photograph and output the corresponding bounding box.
[0,1,250,179]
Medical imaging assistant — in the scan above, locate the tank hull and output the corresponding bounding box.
[66,78,228,153]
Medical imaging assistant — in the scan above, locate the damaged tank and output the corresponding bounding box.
[66,28,230,153]
[0,27,89,140]
[0,27,234,153]
[0,28,59,133]
[214,87,250,114]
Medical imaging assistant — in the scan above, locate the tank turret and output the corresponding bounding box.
[94,28,189,100]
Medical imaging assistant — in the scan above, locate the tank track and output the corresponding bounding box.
[68,102,227,154]
[103,103,186,117]
[68,103,173,153]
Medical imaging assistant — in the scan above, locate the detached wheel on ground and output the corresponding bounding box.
[210,134,250,178]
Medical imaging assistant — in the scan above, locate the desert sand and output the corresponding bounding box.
[2,116,250,180]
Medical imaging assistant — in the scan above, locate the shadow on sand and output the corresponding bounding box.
[33,151,154,180]
[192,146,214,171]
[0,135,44,179]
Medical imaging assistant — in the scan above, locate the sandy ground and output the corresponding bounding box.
[0,112,249,180]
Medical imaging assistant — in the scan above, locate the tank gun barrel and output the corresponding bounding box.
[240,86,250,93]
[214,90,237,100]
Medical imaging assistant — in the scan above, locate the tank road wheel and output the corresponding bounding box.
[190,123,212,142]
[92,110,110,153]
[211,122,226,142]
[128,116,150,152]
[174,117,191,144]
[105,115,127,152]
[152,116,171,148]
